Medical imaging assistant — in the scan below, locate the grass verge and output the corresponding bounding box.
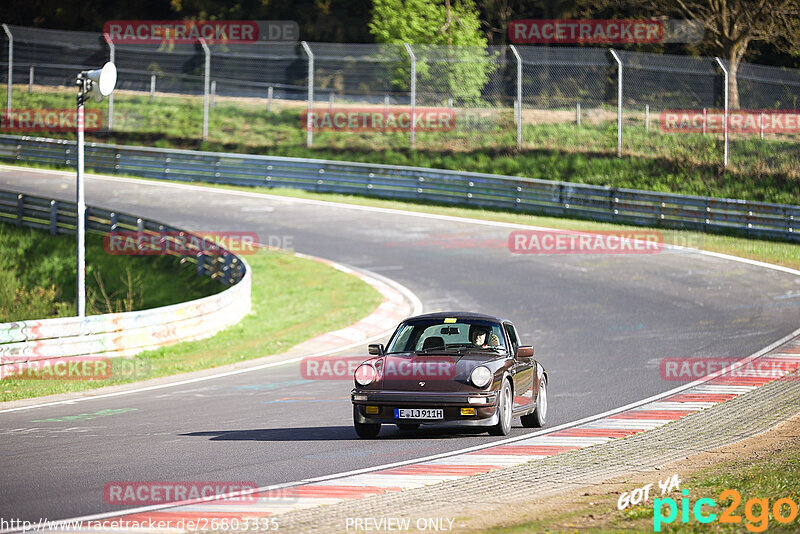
[3,85,799,204]
[0,238,383,402]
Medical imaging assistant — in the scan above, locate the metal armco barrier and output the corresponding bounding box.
[0,134,798,242]
[0,188,251,369]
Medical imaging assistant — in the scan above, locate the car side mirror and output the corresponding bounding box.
[368,344,384,356]
[516,346,534,359]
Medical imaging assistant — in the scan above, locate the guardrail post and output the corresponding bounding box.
[404,43,417,148]
[715,57,729,168]
[103,33,115,132]
[16,193,23,226]
[50,200,58,234]
[509,44,523,151]
[2,24,12,115]
[110,212,117,231]
[197,253,205,276]
[328,90,333,112]
[384,94,389,113]
[200,38,211,141]
[301,41,314,148]
[224,253,232,280]
[29,65,34,93]
[149,74,156,103]
[609,49,623,157]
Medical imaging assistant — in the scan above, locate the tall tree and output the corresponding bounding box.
[629,0,800,108]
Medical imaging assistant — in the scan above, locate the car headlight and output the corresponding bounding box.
[470,366,492,388]
[354,363,378,386]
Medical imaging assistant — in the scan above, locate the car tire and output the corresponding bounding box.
[396,423,420,432]
[488,379,513,436]
[521,379,547,428]
[353,406,381,438]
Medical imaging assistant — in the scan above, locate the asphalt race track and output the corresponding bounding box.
[2,165,799,523]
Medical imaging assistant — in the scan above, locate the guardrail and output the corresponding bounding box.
[0,189,251,371]
[0,134,798,242]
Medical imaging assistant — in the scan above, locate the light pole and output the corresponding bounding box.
[75,62,116,317]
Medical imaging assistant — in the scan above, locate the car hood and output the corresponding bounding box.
[376,352,504,392]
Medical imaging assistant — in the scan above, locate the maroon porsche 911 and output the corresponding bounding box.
[351,312,547,438]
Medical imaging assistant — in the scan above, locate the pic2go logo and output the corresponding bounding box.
[654,489,799,532]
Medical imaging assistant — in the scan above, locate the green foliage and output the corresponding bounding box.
[369,0,497,102]
[0,224,221,322]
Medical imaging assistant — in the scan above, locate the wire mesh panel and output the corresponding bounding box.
[1,24,799,189]
[516,46,614,152]
[308,43,408,105]
[409,43,512,142]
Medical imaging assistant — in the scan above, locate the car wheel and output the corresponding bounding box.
[396,423,420,432]
[353,406,381,438]
[488,379,512,436]
[521,379,547,428]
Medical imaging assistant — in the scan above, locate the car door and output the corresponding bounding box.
[506,322,534,412]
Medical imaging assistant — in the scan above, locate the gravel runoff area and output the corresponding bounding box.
[266,339,800,534]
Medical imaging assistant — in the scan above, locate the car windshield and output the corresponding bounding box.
[386,318,507,354]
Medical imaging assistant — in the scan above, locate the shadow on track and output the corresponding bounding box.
[181,425,497,441]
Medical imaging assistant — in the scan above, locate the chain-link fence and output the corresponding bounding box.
[1,23,799,197]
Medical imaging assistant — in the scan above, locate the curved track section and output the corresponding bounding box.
[1,165,799,523]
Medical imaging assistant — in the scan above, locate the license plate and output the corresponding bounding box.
[394,408,443,419]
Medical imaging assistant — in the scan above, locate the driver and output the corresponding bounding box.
[469,325,490,348]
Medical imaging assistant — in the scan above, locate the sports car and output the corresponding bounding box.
[351,312,547,438]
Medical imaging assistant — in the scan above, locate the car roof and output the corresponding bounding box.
[403,311,509,324]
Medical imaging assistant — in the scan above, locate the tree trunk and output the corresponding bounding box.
[724,41,748,110]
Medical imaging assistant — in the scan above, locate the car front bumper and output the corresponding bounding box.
[351,389,499,426]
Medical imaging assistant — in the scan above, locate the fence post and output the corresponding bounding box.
[645,104,649,132]
[384,94,389,113]
[404,43,416,148]
[211,80,216,108]
[50,200,58,235]
[103,33,115,132]
[150,74,156,102]
[509,44,522,151]
[267,85,273,112]
[301,41,314,148]
[715,57,729,168]
[760,112,765,139]
[200,38,211,141]
[328,90,333,112]
[577,102,581,126]
[702,107,707,134]
[609,49,623,157]
[29,65,34,93]
[2,24,12,115]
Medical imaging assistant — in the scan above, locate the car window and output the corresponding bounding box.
[386,319,507,353]
[504,323,519,353]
